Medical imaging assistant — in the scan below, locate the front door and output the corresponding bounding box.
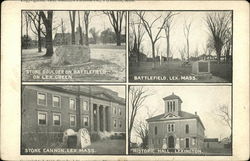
[168,136,175,148]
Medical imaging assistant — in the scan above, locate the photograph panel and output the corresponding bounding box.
[21,85,126,155]
[128,85,232,155]
[129,11,232,83]
[21,10,126,82]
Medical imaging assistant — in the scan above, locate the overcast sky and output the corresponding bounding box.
[22,11,126,39]
[101,85,125,98]
[129,11,232,59]
[129,85,231,143]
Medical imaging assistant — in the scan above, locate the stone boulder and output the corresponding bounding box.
[51,45,90,66]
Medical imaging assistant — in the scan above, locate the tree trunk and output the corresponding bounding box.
[187,39,189,62]
[44,22,53,57]
[152,42,155,69]
[37,13,42,52]
[116,32,121,46]
[85,22,89,46]
[166,27,170,61]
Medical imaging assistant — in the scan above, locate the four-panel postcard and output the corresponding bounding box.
[2,1,249,161]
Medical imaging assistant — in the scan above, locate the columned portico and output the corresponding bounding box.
[92,103,110,133]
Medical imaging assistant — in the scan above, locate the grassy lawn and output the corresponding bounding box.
[86,139,126,154]
[22,46,125,82]
[129,61,232,83]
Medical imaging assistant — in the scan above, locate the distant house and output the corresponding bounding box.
[129,51,147,62]
[203,138,224,149]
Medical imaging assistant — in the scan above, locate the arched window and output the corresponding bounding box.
[155,126,158,135]
[185,124,189,134]
[170,102,172,112]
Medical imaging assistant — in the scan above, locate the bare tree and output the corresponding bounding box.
[61,18,66,45]
[179,46,186,61]
[83,11,90,46]
[133,106,158,148]
[215,105,232,139]
[130,16,145,64]
[129,86,152,144]
[40,11,54,57]
[104,11,125,46]
[183,19,192,62]
[77,11,83,45]
[26,11,46,52]
[136,11,169,68]
[69,11,76,44]
[205,12,232,63]
[162,12,179,61]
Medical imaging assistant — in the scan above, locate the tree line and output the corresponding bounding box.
[129,11,232,66]
[22,11,126,57]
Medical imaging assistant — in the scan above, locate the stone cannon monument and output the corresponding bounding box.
[77,128,91,149]
[51,45,90,66]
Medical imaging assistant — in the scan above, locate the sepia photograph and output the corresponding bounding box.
[128,86,232,155]
[129,11,232,83]
[21,10,126,82]
[21,85,126,155]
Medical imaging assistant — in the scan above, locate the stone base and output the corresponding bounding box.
[51,45,90,67]
[192,73,212,80]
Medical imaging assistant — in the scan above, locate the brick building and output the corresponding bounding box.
[22,85,125,136]
[147,93,205,151]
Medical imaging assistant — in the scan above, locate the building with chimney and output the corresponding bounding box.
[146,93,205,151]
[22,85,125,138]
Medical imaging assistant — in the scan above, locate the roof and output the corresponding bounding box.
[146,111,205,130]
[204,138,219,142]
[34,85,125,105]
[163,93,183,103]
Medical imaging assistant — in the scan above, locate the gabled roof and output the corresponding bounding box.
[163,93,183,103]
[146,111,205,129]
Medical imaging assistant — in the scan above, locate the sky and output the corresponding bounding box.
[129,86,232,143]
[101,85,125,98]
[22,11,126,39]
[129,11,232,59]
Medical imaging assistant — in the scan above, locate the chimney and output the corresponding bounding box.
[172,92,174,95]
[195,111,197,115]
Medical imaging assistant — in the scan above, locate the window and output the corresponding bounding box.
[83,116,89,126]
[154,126,158,135]
[167,102,170,112]
[113,107,116,114]
[119,108,122,115]
[53,113,61,126]
[170,102,173,112]
[37,92,47,106]
[185,138,190,148]
[113,119,117,127]
[83,101,88,111]
[38,111,47,125]
[69,98,76,110]
[70,115,76,127]
[119,120,122,128]
[53,95,60,108]
[173,102,175,111]
[168,124,175,132]
[185,124,189,134]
